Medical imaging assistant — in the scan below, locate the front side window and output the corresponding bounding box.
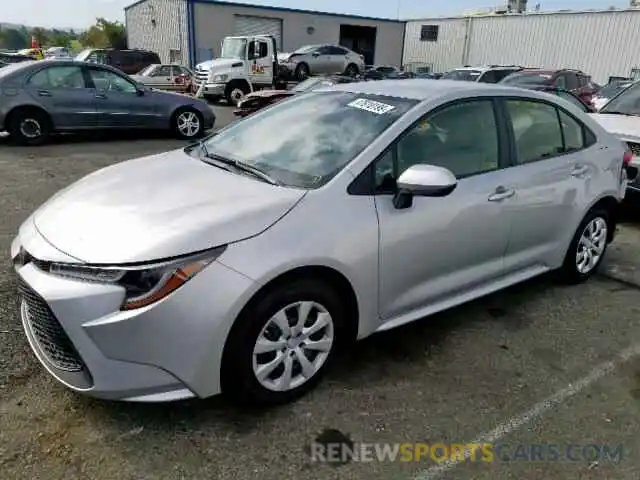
[87,68,137,94]
[501,72,553,86]
[27,66,86,89]
[374,100,499,192]
[152,65,172,77]
[201,92,418,189]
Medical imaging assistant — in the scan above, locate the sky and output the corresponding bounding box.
[2,0,633,29]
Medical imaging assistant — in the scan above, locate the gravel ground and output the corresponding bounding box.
[0,108,639,479]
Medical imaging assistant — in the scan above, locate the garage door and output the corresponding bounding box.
[234,15,283,50]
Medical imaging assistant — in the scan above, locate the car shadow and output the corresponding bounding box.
[76,273,556,431]
[0,130,213,146]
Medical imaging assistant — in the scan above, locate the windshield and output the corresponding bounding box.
[292,77,334,92]
[137,65,155,76]
[441,70,482,81]
[600,81,640,115]
[201,91,417,188]
[501,72,553,85]
[220,38,247,59]
[597,82,631,99]
[74,49,93,61]
[293,45,319,54]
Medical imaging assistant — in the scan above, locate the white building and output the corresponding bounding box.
[125,0,406,68]
[403,8,640,84]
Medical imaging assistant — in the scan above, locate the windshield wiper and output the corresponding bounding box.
[200,145,281,186]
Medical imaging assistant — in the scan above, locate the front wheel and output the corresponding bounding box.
[558,208,611,284]
[345,63,359,77]
[221,280,345,405]
[172,108,204,140]
[295,63,310,81]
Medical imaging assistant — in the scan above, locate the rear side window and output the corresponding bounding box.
[27,66,87,89]
[506,99,594,164]
[478,70,497,83]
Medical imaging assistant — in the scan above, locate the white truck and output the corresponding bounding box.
[194,35,288,104]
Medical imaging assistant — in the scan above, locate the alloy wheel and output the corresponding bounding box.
[252,301,334,392]
[177,111,200,137]
[576,216,607,274]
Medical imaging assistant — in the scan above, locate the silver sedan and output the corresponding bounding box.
[12,80,630,405]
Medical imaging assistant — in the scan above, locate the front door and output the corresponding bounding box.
[24,64,98,128]
[248,39,272,88]
[85,67,161,128]
[145,65,173,90]
[374,99,512,320]
[500,98,594,273]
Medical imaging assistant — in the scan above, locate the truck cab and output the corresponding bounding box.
[194,35,282,104]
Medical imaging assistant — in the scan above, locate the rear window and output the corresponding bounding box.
[501,72,554,85]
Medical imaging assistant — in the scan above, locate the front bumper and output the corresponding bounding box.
[11,227,257,402]
[195,82,225,97]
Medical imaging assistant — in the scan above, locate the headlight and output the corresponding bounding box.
[212,74,228,82]
[47,247,226,310]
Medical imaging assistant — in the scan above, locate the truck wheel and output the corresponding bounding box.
[225,82,249,106]
[295,63,310,81]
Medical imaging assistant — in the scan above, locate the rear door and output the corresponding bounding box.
[24,64,98,128]
[500,97,597,273]
[326,46,348,73]
[310,46,332,74]
[85,66,162,129]
[147,65,173,89]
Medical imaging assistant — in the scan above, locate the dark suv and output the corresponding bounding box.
[74,48,161,75]
[500,68,599,106]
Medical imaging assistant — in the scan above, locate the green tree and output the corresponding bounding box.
[49,29,72,48]
[30,27,49,46]
[0,28,28,49]
[79,18,127,49]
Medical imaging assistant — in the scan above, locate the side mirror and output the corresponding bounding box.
[393,164,457,209]
[626,165,638,181]
[136,86,146,96]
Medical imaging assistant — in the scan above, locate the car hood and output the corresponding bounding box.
[244,89,291,99]
[588,113,640,142]
[32,149,306,264]
[195,58,242,71]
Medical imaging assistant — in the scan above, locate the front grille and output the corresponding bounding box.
[195,67,209,85]
[627,142,640,156]
[18,277,85,372]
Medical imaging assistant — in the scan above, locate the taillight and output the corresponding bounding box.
[623,150,633,166]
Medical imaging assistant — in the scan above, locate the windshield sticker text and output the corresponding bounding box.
[347,98,395,115]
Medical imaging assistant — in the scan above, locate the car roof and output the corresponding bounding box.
[325,78,535,100]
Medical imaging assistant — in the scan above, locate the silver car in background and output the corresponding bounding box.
[12,80,629,405]
[129,64,195,94]
[0,60,214,145]
[278,44,365,81]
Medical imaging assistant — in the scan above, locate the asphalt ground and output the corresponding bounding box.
[0,105,639,479]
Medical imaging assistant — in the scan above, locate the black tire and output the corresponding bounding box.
[221,279,346,405]
[8,108,51,146]
[345,63,359,77]
[558,208,611,284]
[224,82,249,105]
[171,107,204,140]
[295,63,310,82]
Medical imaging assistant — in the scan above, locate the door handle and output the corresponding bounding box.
[37,90,51,97]
[570,165,589,177]
[95,93,107,99]
[488,186,515,202]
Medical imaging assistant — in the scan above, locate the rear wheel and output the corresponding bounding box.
[558,208,611,284]
[8,108,51,146]
[171,108,204,140]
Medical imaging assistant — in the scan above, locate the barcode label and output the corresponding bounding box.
[347,98,395,115]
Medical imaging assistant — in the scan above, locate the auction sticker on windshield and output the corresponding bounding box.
[347,98,395,115]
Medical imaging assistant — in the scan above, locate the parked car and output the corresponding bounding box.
[17,48,45,60]
[591,81,633,111]
[518,85,597,112]
[414,72,442,79]
[588,80,640,193]
[130,64,195,94]
[501,68,599,108]
[278,44,365,81]
[363,65,400,80]
[441,65,523,83]
[0,60,214,145]
[12,80,631,405]
[234,74,357,117]
[75,48,161,75]
[0,52,35,64]
[44,47,73,60]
